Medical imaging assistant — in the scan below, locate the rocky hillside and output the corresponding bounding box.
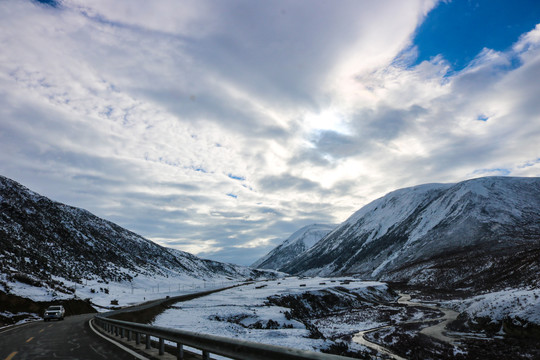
[251,224,335,270]
[0,175,276,297]
[280,177,540,291]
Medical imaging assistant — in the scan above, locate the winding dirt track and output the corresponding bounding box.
[353,293,459,359]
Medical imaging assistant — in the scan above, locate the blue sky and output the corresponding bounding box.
[414,0,540,70]
[0,0,539,266]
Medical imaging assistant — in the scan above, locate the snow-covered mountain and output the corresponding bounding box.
[251,224,335,270]
[281,177,540,290]
[0,175,277,299]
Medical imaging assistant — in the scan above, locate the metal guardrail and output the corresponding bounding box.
[94,315,354,360]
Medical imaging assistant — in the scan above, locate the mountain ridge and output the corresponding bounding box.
[276,176,540,290]
[0,175,277,299]
[251,223,335,270]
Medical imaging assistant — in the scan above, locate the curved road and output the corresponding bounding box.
[0,285,241,360]
[353,293,459,360]
[0,314,139,360]
[400,294,459,344]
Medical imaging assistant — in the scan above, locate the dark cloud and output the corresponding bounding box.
[288,149,332,167]
[289,104,429,167]
[352,104,427,142]
[139,87,291,140]
[182,1,376,110]
[257,173,323,193]
[310,131,361,159]
[330,179,362,197]
[255,206,283,217]
[375,105,424,138]
[159,181,201,193]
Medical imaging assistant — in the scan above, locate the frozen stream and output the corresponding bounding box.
[353,293,459,359]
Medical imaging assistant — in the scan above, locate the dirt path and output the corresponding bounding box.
[353,326,407,360]
[353,293,459,359]
[399,293,459,344]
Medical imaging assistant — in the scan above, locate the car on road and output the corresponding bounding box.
[44,305,65,321]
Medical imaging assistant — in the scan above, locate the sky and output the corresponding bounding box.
[1,0,539,266]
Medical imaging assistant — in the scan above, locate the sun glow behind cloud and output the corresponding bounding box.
[304,110,351,134]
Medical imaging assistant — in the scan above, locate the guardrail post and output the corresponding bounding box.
[121,328,125,338]
[159,337,165,355]
[146,334,151,349]
[127,330,132,341]
[115,326,119,337]
[202,350,210,360]
[136,332,141,345]
[176,343,184,360]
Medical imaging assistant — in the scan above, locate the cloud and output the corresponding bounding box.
[310,131,360,159]
[1,0,539,266]
[257,174,324,194]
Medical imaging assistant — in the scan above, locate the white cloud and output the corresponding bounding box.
[0,0,539,265]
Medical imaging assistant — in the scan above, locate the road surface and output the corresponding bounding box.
[0,314,140,360]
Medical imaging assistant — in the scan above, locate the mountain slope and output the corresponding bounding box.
[251,224,335,270]
[0,175,276,298]
[280,177,540,290]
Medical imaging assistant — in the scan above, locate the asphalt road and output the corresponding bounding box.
[0,314,140,360]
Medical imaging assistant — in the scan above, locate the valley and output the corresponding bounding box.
[3,275,538,359]
[148,277,540,359]
[1,175,539,359]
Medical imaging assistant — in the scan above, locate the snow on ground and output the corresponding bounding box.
[152,277,388,353]
[312,310,386,338]
[0,311,41,327]
[443,288,540,325]
[0,271,241,311]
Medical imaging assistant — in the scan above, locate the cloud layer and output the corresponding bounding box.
[1,0,539,265]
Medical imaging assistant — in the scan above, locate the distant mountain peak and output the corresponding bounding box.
[251,223,335,270]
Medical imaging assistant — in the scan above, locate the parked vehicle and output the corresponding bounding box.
[44,305,65,321]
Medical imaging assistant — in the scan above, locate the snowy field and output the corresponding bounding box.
[0,271,242,310]
[443,287,540,325]
[151,277,391,355]
[0,270,244,329]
